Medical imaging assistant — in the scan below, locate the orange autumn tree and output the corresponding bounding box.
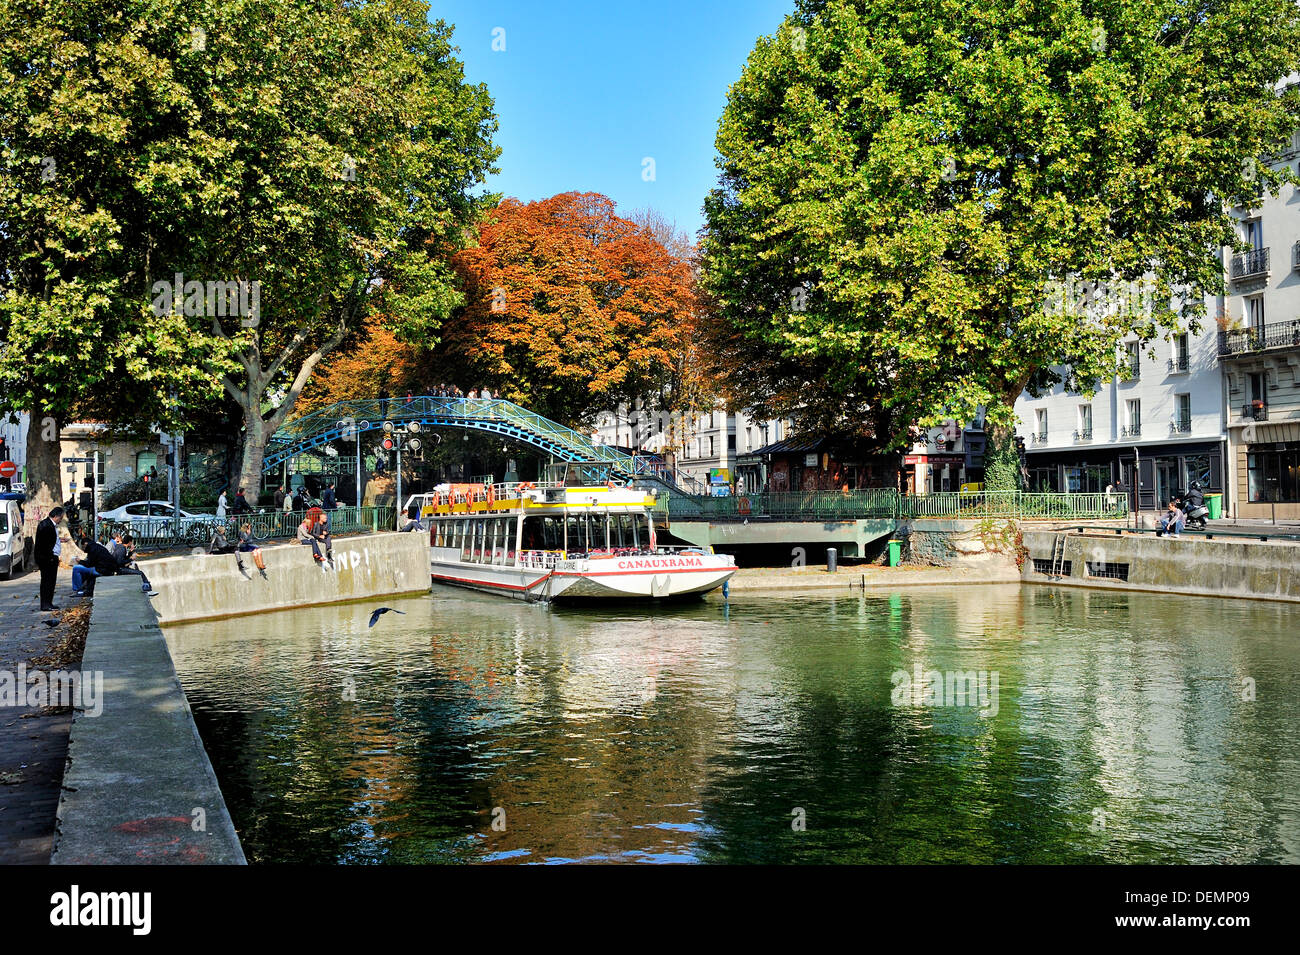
[298,315,426,413]
[436,192,696,425]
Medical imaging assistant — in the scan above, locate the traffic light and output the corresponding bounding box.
[382,437,395,451]
[165,451,175,467]
[1014,435,1026,455]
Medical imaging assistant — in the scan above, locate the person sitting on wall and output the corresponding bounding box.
[237,522,268,578]
[110,532,158,595]
[208,525,237,554]
[299,512,332,567]
[1156,500,1186,537]
[71,531,121,597]
[400,497,424,532]
[313,511,333,561]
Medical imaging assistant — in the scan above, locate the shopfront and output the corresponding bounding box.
[1025,442,1223,512]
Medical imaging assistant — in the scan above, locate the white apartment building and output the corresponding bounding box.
[1014,323,1226,511]
[593,401,792,494]
[1017,130,1300,520]
[1215,132,1300,519]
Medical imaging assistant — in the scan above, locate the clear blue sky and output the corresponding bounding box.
[433,0,794,240]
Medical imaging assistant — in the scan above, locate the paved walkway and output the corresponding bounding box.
[0,564,78,865]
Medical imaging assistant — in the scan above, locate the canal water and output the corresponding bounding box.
[165,584,1300,864]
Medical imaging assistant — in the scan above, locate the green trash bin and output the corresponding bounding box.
[1206,493,1223,520]
[887,540,901,567]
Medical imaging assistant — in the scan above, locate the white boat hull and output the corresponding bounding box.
[430,551,735,602]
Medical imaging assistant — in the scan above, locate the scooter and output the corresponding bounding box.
[1177,482,1209,529]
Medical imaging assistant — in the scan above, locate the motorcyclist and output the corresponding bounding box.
[1176,481,1208,528]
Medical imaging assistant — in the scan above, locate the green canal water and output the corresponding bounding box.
[165,584,1300,864]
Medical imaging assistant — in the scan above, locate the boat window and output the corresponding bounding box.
[493,518,506,565]
[633,513,649,548]
[542,515,561,550]
[564,514,592,553]
[611,513,633,549]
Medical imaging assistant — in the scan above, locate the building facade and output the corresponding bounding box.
[593,401,792,494]
[1218,136,1300,519]
[1014,324,1227,512]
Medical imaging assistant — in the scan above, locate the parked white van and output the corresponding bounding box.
[0,497,28,579]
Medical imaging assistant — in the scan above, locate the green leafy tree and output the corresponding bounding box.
[703,0,1300,488]
[1,0,498,510]
[160,0,498,502]
[0,0,224,515]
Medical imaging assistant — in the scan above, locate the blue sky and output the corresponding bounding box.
[433,0,794,239]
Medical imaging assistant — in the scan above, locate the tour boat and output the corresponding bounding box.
[405,475,735,602]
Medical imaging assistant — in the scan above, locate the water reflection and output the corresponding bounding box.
[165,585,1300,864]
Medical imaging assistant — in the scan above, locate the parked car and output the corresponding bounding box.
[97,501,225,534]
[0,497,27,579]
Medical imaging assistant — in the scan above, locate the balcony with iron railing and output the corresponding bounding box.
[1218,319,1300,356]
[1230,247,1270,282]
[1031,431,1049,444]
[1168,355,1189,373]
[1120,424,1142,437]
[1072,429,1093,441]
[1171,417,1192,433]
[1243,402,1269,421]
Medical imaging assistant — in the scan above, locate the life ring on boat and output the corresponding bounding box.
[486,485,495,508]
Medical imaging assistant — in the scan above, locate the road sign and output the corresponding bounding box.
[0,461,16,478]
[62,456,95,464]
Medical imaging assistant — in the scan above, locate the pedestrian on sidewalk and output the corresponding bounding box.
[216,488,228,520]
[34,506,64,611]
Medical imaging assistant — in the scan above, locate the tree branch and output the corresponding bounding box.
[264,320,348,433]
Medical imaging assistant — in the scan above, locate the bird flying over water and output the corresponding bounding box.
[368,607,407,628]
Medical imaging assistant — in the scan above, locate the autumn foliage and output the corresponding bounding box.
[298,316,426,412]
[436,192,697,425]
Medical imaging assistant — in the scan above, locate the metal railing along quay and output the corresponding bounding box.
[98,505,396,550]
[657,490,1129,523]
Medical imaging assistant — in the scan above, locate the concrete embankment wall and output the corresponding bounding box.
[1021,529,1300,603]
[52,581,246,864]
[144,531,431,625]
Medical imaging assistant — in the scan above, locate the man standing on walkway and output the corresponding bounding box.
[34,506,64,611]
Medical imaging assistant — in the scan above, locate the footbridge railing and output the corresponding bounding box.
[265,396,636,474]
